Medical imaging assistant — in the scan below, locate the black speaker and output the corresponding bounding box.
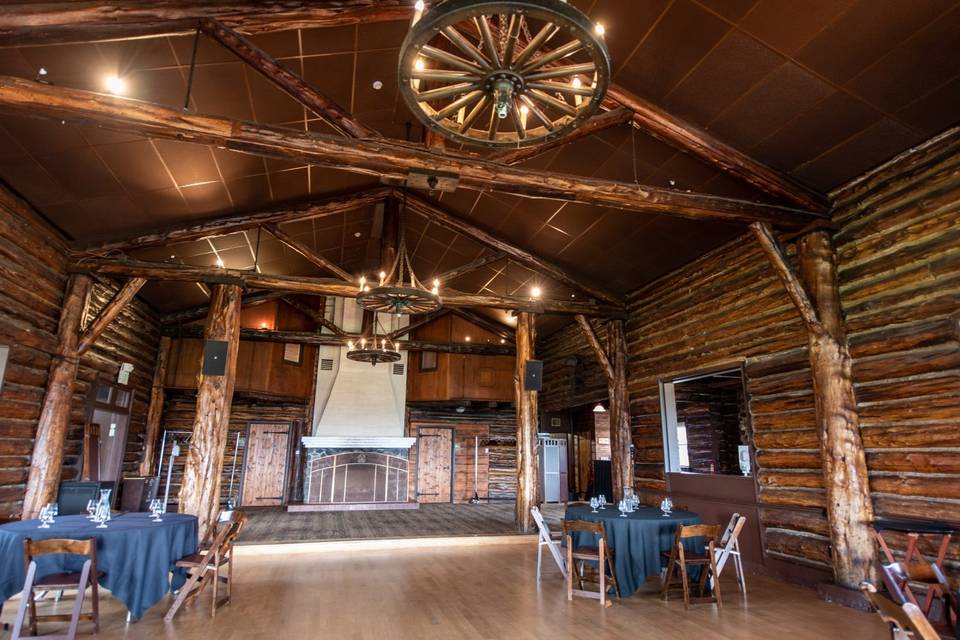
[120,476,159,512]
[57,481,115,515]
[524,359,543,391]
[202,340,229,375]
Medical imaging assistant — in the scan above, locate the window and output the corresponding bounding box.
[283,343,303,365]
[660,367,752,476]
[420,350,437,372]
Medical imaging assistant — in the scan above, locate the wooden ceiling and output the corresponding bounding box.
[0,0,956,325]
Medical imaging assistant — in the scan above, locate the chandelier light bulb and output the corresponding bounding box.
[519,103,529,129]
[361,338,367,348]
[414,0,425,10]
[594,23,605,36]
[359,276,366,286]
[216,257,224,268]
[572,77,583,106]
[379,271,386,285]
[531,286,542,298]
[348,341,355,350]
[104,74,126,95]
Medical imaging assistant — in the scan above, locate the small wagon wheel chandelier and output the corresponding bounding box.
[398,0,611,149]
[355,199,442,315]
[346,313,402,366]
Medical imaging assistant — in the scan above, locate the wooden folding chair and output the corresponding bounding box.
[531,506,566,581]
[861,581,941,640]
[164,510,247,622]
[562,519,620,607]
[712,514,747,594]
[11,538,100,640]
[880,562,957,637]
[662,523,723,609]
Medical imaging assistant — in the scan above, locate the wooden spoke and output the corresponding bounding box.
[519,95,554,131]
[434,90,483,120]
[460,95,491,132]
[527,88,578,118]
[520,40,583,73]
[419,45,484,74]
[441,26,491,70]
[477,15,501,68]
[416,81,481,103]
[511,23,559,70]
[511,100,527,140]
[502,14,523,67]
[527,81,593,97]
[487,108,502,140]
[525,62,595,82]
[411,69,481,82]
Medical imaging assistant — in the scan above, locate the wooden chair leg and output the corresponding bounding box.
[662,549,677,600]
[678,544,690,610]
[211,553,220,618]
[710,550,723,609]
[12,562,37,640]
[165,564,208,623]
[537,541,543,582]
[566,536,574,601]
[599,541,607,607]
[64,561,92,640]
[227,553,234,604]
[90,569,100,632]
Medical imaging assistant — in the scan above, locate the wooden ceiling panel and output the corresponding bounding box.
[697,0,759,21]
[299,26,356,56]
[180,181,233,214]
[224,174,273,211]
[586,0,671,74]
[95,140,176,193]
[898,75,960,139]
[737,0,856,55]
[34,147,122,200]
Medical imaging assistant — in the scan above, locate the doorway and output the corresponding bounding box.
[416,426,453,503]
[241,423,291,507]
[83,380,132,483]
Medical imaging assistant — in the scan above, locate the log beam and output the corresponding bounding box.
[200,19,377,139]
[514,311,539,533]
[0,1,411,46]
[138,336,171,476]
[750,222,875,588]
[21,274,91,518]
[433,251,506,285]
[264,223,353,281]
[177,283,242,539]
[404,192,624,305]
[574,315,614,381]
[489,108,633,166]
[70,258,624,316]
[0,76,824,228]
[76,277,146,355]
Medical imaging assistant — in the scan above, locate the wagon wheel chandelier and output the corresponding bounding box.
[355,201,442,316]
[398,0,611,149]
[346,313,402,366]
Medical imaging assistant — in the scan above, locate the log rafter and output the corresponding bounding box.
[280,295,347,337]
[76,277,146,355]
[0,76,824,229]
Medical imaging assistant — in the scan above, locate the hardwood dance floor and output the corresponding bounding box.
[1,541,886,639]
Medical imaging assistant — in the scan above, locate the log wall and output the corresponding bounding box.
[538,127,960,575]
[0,187,159,516]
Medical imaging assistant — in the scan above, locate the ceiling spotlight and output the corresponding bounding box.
[414,0,425,10]
[104,75,126,95]
[354,231,362,238]
[500,338,506,344]
[372,80,383,90]
[570,293,576,298]
[531,286,542,298]
[465,336,471,342]
[593,403,607,413]
[216,257,224,268]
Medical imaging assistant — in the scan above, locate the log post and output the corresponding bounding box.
[21,274,91,518]
[514,311,539,533]
[177,284,242,539]
[751,223,875,588]
[138,336,171,476]
[606,319,632,500]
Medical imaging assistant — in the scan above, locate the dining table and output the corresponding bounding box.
[0,512,198,619]
[564,503,701,597]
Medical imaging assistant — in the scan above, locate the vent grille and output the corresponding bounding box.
[392,363,405,376]
[320,358,334,371]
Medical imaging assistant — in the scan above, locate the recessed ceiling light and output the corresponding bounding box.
[354,231,362,238]
[372,80,383,90]
[104,75,126,95]
[500,338,506,344]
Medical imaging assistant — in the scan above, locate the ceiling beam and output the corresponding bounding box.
[69,258,624,316]
[160,324,516,355]
[432,251,506,285]
[73,186,390,256]
[605,86,829,212]
[402,190,623,306]
[199,18,378,139]
[76,277,147,355]
[160,290,285,324]
[0,76,825,229]
[387,309,449,341]
[280,295,347,337]
[488,108,633,166]
[263,222,353,281]
[0,1,411,47]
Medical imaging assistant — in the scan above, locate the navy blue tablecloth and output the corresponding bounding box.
[565,505,700,597]
[0,513,198,618]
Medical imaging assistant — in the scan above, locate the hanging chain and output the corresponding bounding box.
[631,125,639,185]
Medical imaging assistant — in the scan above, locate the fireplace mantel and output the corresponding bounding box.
[301,436,417,449]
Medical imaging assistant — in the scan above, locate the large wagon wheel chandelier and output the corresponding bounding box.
[356,201,442,316]
[346,313,402,366]
[399,0,611,149]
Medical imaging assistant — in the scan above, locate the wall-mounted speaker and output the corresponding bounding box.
[524,359,543,391]
[202,340,229,376]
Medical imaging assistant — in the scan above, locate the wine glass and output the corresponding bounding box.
[589,497,599,513]
[618,500,628,518]
[598,494,606,510]
[86,499,97,519]
[150,499,163,522]
[631,493,640,511]
[49,503,58,520]
[660,497,673,518]
[94,502,109,529]
[37,504,50,529]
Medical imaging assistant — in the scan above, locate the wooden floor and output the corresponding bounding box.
[2,541,887,639]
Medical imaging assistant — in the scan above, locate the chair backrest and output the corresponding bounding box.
[902,602,942,640]
[677,523,722,543]
[24,537,96,560]
[531,506,551,538]
[562,519,605,537]
[880,561,950,606]
[719,512,741,546]
[714,516,746,572]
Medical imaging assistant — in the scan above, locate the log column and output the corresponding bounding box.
[752,223,875,588]
[139,336,171,476]
[178,284,242,538]
[514,312,539,533]
[21,274,91,518]
[606,319,632,500]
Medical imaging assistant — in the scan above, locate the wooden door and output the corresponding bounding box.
[241,423,291,507]
[416,426,453,503]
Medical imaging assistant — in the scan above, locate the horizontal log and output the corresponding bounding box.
[758,487,826,509]
[0,76,824,228]
[755,450,821,470]
[862,424,960,449]
[759,507,829,537]
[865,450,960,474]
[160,290,286,324]
[764,529,832,565]
[0,1,412,46]
[873,495,960,524]
[871,475,960,500]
